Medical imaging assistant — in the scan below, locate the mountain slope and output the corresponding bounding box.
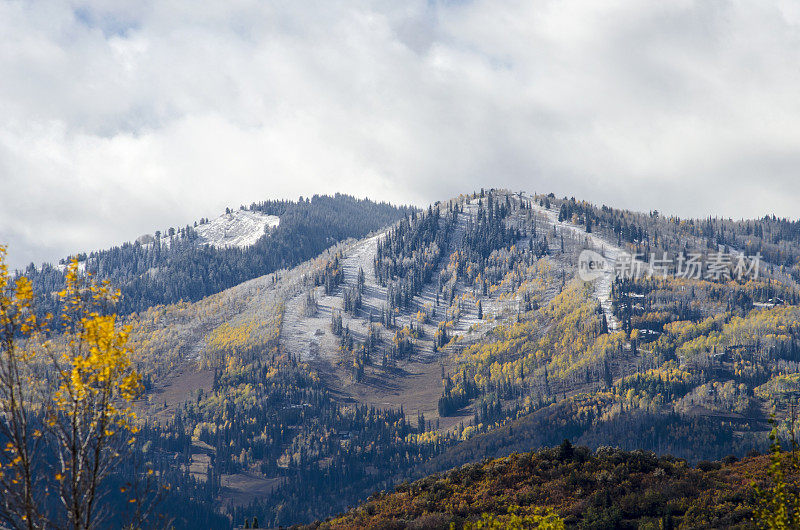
[222,189,800,526]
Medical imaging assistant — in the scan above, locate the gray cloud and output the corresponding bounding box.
[2,0,800,268]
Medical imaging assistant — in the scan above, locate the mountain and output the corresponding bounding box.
[20,193,412,316]
[7,188,800,528]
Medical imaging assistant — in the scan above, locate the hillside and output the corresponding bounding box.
[9,188,800,528]
[308,443,776,529]
[227,189,800,526]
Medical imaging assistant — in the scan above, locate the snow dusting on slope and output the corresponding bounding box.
[195,210,280,249]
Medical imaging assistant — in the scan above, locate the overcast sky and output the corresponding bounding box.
[2,1,800,268]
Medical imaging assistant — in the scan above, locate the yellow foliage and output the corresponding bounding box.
[54,259,142,430]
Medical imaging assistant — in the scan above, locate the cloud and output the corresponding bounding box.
[2,0,800,267]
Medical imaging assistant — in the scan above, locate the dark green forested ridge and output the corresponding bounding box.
[20,194,412,316]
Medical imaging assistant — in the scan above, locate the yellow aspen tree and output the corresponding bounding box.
[0,245,47,529]
[754,414,800,529]
[46,258,143,530]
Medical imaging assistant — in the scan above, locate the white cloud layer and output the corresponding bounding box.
[2,0,800,267]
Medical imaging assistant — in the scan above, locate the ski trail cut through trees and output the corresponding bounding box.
[528,196,621,332]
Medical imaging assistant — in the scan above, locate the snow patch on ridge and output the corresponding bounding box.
[195,210,280,249]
